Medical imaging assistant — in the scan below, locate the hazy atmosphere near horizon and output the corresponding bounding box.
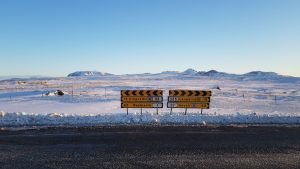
[0,0,299,77]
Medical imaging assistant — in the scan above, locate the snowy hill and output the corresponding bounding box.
[67,71,113,77]
[65,69,299,82]
[181,69,198,75]
[193,70,299,82]
[240,71,298,82]
[196,70,239,79]
[242,71,280,80]
[160,71,180,75]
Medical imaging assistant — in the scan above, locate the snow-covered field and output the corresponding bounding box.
[0,70,300,126]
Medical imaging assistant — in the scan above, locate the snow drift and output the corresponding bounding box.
[0,111,299,127]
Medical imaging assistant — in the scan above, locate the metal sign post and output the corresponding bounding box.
[167,90,211,116]
[121,90,163,115]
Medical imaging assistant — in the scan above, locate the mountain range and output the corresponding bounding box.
[67,69,299,82]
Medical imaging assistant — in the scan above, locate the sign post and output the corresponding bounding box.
[121,90,163,115]
[167,90,211,115]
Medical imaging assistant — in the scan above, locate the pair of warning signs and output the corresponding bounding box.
[121,90,211,109]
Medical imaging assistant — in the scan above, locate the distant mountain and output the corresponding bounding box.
[240,71,297,81]
[0,76,56,82]
[181,69,198,75]
[160,71,180,75]
[242,71,278,78]
[195,70,299,82]
[65,69,299,82]
[67,71,113,77]
[198,70,220,76]
[196,70,238,79]
[0,75,51,80]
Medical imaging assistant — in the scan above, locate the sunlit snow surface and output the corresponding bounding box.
[0,74,299,126]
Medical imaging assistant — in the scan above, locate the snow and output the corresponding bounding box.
[0,112,299,127]
[0,70,299,127]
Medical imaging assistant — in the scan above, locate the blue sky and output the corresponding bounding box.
[0,0,299,76]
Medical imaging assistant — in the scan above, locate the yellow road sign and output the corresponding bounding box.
[167,102,210,109]
[121,103,163,108]
[121,90,163,96]
[169,90,212,97]
[168,96,210,102]
[121,96,163,102]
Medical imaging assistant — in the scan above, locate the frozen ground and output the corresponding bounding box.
[0,73,300,126]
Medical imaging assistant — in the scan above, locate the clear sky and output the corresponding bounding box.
[0,0,299,77]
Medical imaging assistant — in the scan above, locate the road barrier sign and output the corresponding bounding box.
[167,90,212,115]
[121,90,163,96]
[121,96,163,102]
[169,90,211,97]
[121,90,163,115]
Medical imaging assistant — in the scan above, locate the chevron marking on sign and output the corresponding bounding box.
[169,90,212,97]
[121,90,163,96]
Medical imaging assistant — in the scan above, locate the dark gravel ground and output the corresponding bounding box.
[0,125,299,169]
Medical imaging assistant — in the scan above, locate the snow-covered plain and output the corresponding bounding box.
[0,70,300,126]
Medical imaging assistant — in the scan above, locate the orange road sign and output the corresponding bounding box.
[121,90,163,96]
[121,103,163,108]
[168,96,210,102]
[169,90,212,97]
[167,102,210,109]
[121,96,163,102]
